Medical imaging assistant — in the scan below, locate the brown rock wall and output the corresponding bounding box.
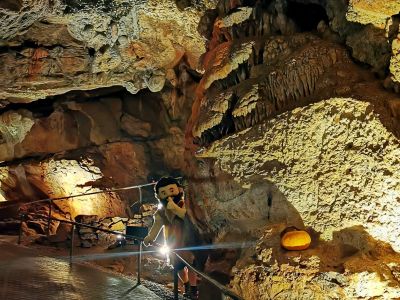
[0,0,218,104]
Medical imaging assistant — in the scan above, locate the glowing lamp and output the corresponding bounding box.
[281,230,311,251]
[159,244,170,256]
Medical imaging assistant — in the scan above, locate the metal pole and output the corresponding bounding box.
[69,224,75,264]
[47,200,52,236]
[137,241,142,284]
[18,214,24,245]
[173,267,179,300]
[138,187,144,226]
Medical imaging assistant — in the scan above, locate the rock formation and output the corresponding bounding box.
[1,0,400,299]
[0,0,214,104]
[184,0,400,298]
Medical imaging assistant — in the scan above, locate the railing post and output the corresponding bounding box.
[173,267,179,300]
[47,200,52,237]
[137,241,142,284]
[138,187,144,226]
[69,224,75,264]
[18,214,24,245]
[136,186,143,285]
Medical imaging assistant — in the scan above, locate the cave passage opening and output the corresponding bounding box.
[286,1,329,32]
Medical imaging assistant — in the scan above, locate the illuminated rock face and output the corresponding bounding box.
[187,0,400,149]
[230,225,400,300]
[346,0,400,28]
[0,87,191,221]
[182,1,400,299]
[0,142,148,218]
[0,111,35,160]
[193,97,400,297]
[0,0,216,104]
[326,0,400,87]
[192,33,353,143]
[199,98,400,252]
[34,159,126,218]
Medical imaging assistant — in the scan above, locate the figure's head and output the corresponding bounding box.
[154,176,183,203]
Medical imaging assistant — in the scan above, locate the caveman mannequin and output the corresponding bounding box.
[143,177,200,300]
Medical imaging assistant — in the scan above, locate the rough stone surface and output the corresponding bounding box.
[0,99,119,162]
[324,0,400,84]
[346,0,400,28]
[192,33,355,143]
[390,28,400,83]
[121,114,151,138]
[151,126,186,171]
[186,157,304,238]
[181,10,400,300]
[0,140,151,221]
[37,159,126,218]
[0,0,218,104]
[230,225,400,300]
[199,98,400,252]
[0,110,35,160]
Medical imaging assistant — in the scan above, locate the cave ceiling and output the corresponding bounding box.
[0,0,217,105]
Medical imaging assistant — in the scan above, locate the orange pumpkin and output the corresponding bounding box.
[281,230,311,250]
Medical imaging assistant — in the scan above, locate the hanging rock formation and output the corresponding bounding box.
[184,0,400,298]
[0,0,216,105]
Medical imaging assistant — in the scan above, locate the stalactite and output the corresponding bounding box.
[262,12,271,36]
[251,45,257,66]
[194,4,350,145]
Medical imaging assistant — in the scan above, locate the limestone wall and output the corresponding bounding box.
[199,98,400,252]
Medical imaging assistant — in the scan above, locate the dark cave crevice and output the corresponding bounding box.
[175,0,192,10]
[0,0,23,11]
[0,97,56,118]
[63,0,133,18]
[88,47,96,57]
[0,39,70,55]
[286,1,329,32]
[198,9,219,42]
[194,94,238,147]
[0,86,127,117]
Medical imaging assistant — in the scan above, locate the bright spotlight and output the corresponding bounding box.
[157,203,163,210]
[159,244,170,256]
[116,234,123,240]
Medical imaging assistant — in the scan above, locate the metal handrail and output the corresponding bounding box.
[17,207,243,300]
[151,241,242,299]
[0,177,183,211]
[18,213,146,283]
[22,214,145,240]
[9,177,186,288]
[172,251,242,300]
[0,181,158,210]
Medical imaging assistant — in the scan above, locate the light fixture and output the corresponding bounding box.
[159,244,170,256]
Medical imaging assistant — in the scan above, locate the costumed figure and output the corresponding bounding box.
[143,177,205,300]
